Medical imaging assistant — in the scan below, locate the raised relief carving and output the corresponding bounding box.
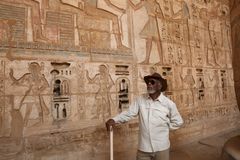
[9,62,49,127]
[128,0,164,64]
[76,63,85,120]
[180,68,195,107]
[73,0,129,52]
[86,64,114,122]
[10,95,24,145]
[165,45,175,65]
[0,2,25,42]
[219,4,232,66]
[170,0,192,66]
[192,26,204,66]
[206,69,220,104]
[1,0,49,43]
[205,0,221,66]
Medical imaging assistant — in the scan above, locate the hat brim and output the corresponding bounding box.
[144,75,167,92]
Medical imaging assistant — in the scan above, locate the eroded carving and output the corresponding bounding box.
[170,0,192,66]
[9,62,49,127]
[128,0,164,64]
[86,64,114,121]
[181,68,195,107]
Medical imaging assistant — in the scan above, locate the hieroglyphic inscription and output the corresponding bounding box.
[46,11,74,44]
[51,62,71,121]
[0,3,26,41]
[220,70,227,100]
[196,68,204,101]
[0,1,238,159]
[183,105,239,126]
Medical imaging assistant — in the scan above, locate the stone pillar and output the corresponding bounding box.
[230,0,240,109]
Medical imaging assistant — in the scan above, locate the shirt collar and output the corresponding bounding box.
[147,93,164,103]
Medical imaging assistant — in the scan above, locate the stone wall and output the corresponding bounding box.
[230,0,240,109]
[0,0,239,159]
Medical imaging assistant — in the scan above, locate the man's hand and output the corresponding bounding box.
[105,119,116,131]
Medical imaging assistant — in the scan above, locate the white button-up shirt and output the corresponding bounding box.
[113,93,183,152]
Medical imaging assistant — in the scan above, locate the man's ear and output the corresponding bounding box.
[157,81,162,90]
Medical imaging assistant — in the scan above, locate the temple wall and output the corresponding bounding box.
[0,0,239,159]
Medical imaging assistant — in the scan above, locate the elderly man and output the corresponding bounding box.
[106,72,183,160]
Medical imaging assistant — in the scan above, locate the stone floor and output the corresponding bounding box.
[171,129,240,160]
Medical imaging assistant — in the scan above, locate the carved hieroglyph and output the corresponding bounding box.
[0,0,239,159]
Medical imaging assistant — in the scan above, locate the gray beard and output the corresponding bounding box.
[147,89,157,94]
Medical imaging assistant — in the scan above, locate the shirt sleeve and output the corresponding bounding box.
[113,98,140,123]
[168,102,184,130]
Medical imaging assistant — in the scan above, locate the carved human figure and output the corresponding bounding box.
[128,0,164,64]
[9,62,49,126]
[208,70,220,103]
[79,0,128,50]
[10,107,24,145]
[219,5,232,64]
[181,68,195,106]
[32,0,49,38]
[170,0,192,66]
[200,0,220,66]
[86,64,114,121]
[25,0,49,42]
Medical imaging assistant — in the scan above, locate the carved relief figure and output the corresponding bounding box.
[181,68,195,106]
[81,0,128,50]
[9,62,49,127]
[76,64,85,119]
[10,97,24,145]
[128,0,164,64]
[170,0,192,66]
[200,0,221,66]
[219,5,232,64]
[208,70,220,103]
[31,0,49,42]
[86,64,114,121]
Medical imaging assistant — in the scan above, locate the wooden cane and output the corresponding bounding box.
[110,125,114,160]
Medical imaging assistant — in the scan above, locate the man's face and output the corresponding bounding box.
[145,78,162,94]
